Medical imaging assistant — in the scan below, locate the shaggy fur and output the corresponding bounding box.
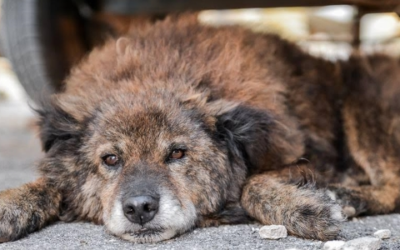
[1,14,400,243]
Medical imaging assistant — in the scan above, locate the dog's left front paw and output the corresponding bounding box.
[241,174,345,240]
[280,189,345,240]
[242,185,345,240]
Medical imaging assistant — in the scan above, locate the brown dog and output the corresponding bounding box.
[1,15,400,243]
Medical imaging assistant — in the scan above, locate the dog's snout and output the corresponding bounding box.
[123,196,159,225]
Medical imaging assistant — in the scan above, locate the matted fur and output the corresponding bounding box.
[1,14,400,243]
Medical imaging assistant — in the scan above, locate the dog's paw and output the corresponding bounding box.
[242,176,344,241]
[0,182,60,242]
[326,186,367,217]
[0,199,25,242]
[0,194,38,242]
[282,188,345,240]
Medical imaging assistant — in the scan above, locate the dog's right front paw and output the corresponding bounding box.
[0,180,61,242]
[0,194,35,242]
[0,203,22,242]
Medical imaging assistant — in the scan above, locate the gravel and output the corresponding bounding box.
[342,237,381,250]
[373,229,391,239]
[323,240,346,250]
[259,225,288,240]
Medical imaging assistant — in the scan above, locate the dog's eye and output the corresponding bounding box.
[102,154,119,166]
[169,149,185,160]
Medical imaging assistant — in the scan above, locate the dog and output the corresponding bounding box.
[1,14,400,243]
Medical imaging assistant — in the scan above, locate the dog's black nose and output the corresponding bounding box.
[122,196,159,225]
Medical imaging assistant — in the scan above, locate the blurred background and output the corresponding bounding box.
[1,0,400,133]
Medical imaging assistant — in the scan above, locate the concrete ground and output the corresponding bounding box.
[0,72,400,249]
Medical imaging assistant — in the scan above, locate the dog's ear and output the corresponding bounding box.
[213,102,303,172]
[36,101,81,153]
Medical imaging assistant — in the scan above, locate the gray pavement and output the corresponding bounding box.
[1,102,400,249]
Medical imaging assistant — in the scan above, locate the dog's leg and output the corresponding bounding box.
[329,56,400,217]
[326,183,398,217]
[0,178,61,242]
[241,169,344,240]
[327,96,400,216]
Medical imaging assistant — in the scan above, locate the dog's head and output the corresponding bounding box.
[38,91,291,242]
[36,22,303,242]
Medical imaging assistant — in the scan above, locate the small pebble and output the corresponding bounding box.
[342,206,356,217]
[313,241,323,248]
[322,240,346,250]
[343,237,381,250]
[373,229,391,239]
[259,225,287,239]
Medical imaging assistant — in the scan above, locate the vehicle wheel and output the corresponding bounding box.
[0,0,89,104]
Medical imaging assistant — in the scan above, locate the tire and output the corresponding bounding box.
[0,0,88,105]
